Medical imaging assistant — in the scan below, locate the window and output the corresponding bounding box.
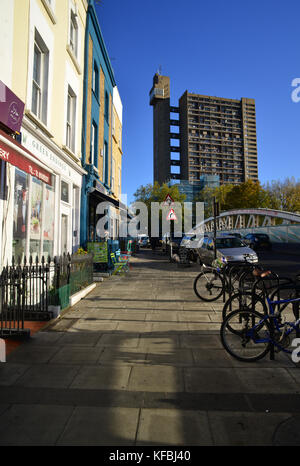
[61,180,69,203]
[103,141,108,185]
[90,121,98,166]
[66,86,76,152]
[32,29,49,124]
[69,9,78,57]
[92,62,99,99]
[105,92,109,121]
[111,158,115,192]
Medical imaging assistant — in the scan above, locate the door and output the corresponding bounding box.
[61,214,68,254]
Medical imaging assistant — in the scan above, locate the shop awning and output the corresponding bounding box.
[89,182,128,215]
[0,129,52,185]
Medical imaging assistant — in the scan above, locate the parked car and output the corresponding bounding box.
[138,235,149,247]
[228,232,242,239]
[195,235,258,266]
[243,233,272,251]
[180,233,206,262]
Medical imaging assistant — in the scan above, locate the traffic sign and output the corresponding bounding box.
[166,208,177,221]
[163,194,174,207]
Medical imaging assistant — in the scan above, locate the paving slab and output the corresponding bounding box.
[14,364,80,388]
[0,404,74,445]
[56,332,101,346]
[7,345,60,364]
[49,346,104,365]
[146,348,194,366]
[208,411,290,446]
[138,335,180,350]
[128,365,184,392]
[0,363,29,386]
[57,406,140,446]
[184,368,244,393]
[192,348,235,367]
[136,409,213,446]
[97,333,140,348]
[180,334,223,349]
[237,368,299,394]
[99,347,148,366]
[70,365,131,390]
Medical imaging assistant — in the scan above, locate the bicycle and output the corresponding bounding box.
[220,269,300,362]
[193,257,262,302]
[221,269,296,332]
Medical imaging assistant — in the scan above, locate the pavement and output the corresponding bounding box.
[1,248,300,447]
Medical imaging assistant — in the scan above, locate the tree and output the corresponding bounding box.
[264,178,300,213]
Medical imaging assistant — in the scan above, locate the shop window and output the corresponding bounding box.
[32,29,49,124]
[43,184,55,257]
[12,168,56,260]
[30,178,43,257]
[13,169,29,260]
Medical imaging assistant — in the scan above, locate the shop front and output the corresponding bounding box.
[20,120,85,260]
[0,129,54,267]
[0,83,85,268]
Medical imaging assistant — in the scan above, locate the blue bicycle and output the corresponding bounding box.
[220,270,300,362]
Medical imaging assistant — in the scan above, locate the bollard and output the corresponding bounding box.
[0,339,5,362]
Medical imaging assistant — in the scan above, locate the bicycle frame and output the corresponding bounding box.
[245,294,300,355]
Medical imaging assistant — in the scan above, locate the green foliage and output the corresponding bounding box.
[133,181,186,206]
[263,177,300,213]
[133,182,186,234]
[195,178,300,218]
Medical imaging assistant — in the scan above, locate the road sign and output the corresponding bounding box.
[166,208,177,221]
[163,194,174,207]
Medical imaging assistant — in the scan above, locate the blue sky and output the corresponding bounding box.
[95,0,300,205]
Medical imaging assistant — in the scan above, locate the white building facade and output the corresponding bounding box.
[0,0,88,267]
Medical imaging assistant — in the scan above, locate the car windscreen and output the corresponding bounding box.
[215,238,245,249]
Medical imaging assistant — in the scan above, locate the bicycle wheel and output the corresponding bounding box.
[220,308,272,362]
[222,292,267,334]
[193,268,224,302]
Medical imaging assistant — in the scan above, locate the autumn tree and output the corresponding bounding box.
[264,177,300,213]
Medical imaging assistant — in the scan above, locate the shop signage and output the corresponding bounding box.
[0,135,52,185]
[0,81,24,133]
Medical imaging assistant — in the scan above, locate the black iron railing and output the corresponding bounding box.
[0,253,94,338]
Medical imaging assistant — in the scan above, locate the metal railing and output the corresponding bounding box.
[0,253,94,338]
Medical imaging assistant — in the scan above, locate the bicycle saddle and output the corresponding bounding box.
[252,269,272,278]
